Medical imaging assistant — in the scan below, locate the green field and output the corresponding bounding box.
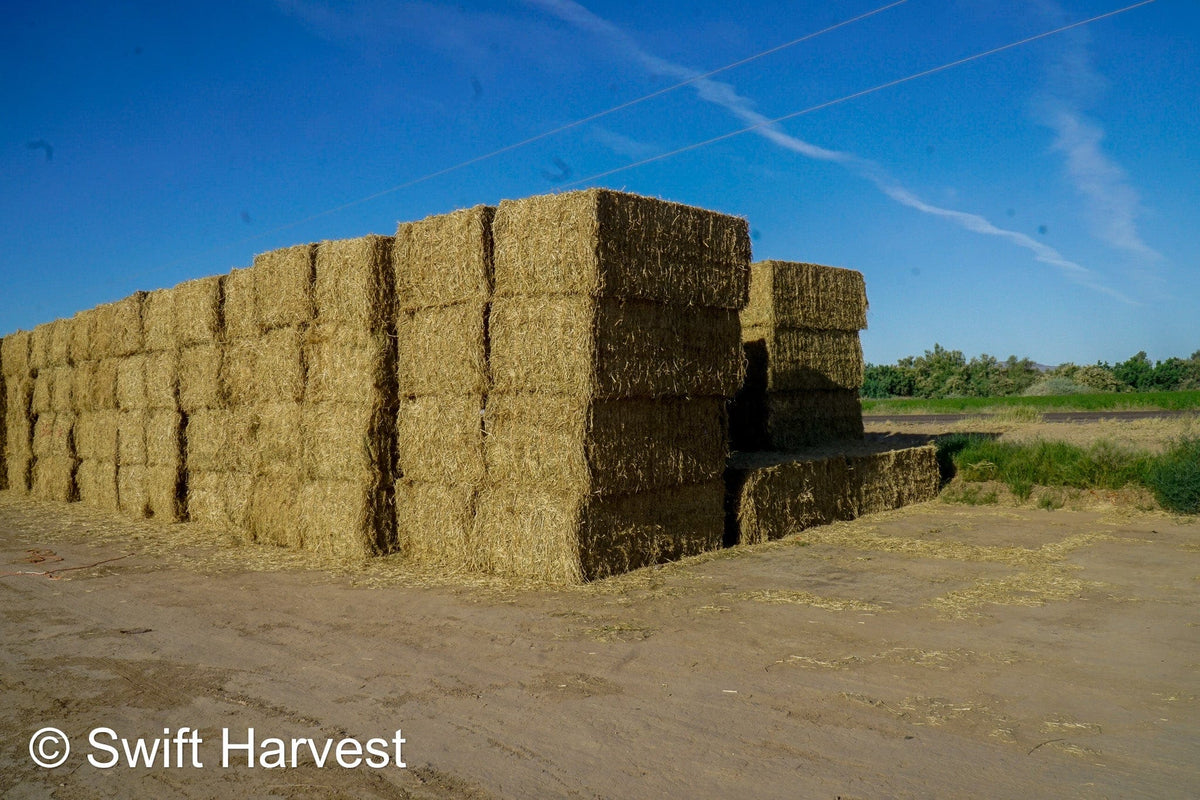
[861,390,1200,416]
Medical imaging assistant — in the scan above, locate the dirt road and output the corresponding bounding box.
[1,492,1197,798]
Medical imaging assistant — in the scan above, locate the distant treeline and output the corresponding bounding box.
[862,345,1200,399]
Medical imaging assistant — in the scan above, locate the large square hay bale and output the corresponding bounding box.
[298,479,388,558]
[75,411,119,462]
[395,303,487,396]
[117,410,147,466]
[304,328,389,405]
[730,389,864,451]
[394,205,493,310]
[184,408,256,473]
[394,480,475,566]
[253,244,315,330]
[248,469,305,546]
[32,371,54,414]
[142,288,176,352]
[315,235,393,330]
[849,445,940,515]
[223,267,258,340]
[76,460,119,511]
[178,344,223,412]
[69,311,93,365]
[116,354,147,410]
[49,318,74,366]
[225,327,305,406]
[483,395,728,496]
[173,276,223,345]
[147,464,183,521]
[50,366,75,412]
[32,455,77,502]
[93,293,145,358]
[117,464,150,517]
[395,395,483,484]
[302,402,387,482]
[29,323,53,371]
[144,350,179,409]
[85,359,120,411]
[2,330,32,379]
[473,481,725,583]
[146,409,182,467]
[492,189,750,307]
[0,369,6,491]
[187,470,252,531]
[743,261,868,332]
[489,297,742,398]
[6,450,32,493]
[254,402,303,474]
[741,326,864,392]
[33,412,74,458]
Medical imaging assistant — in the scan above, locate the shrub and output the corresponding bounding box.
[1144,438,1200,514]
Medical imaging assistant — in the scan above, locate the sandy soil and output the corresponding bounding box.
[2,486,1197,799]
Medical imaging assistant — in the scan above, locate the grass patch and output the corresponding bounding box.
[862,389,1200,416]
[1144,438,1200,514]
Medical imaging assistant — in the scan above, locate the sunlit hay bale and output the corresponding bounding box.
[742,261,868,332]
[115,354,148,410]
[5,378,34,492]
[31,370,54,414]
[248,468,305,546]
[223,267,258,340]
[173,275,223,346]
[298,479,389,558]
[68,362,89,414]
[740,326,864,392]
[91,293,145,359]
[731,389,864,452]
[29,322,53,372]
[142,288,176,353]
[394,205,494,310]
[32,455,78,502]
[178,344,223,413]
[117,464,150,517]
[69,311,93,365]
[395,395,484,485]
[32,412,75,459]
[75,410,119,462]
[117,410,148,466]
[473,481,725,583]
[302,402,387,482]
[254,401,303,475]
[225,327,305,407]
[314,235,394,330]
[86,358,120,411]
[2,330,32,379]
[492,189,750,307]
[727,453,853,546]
[304,328,390,405]
[253,243,315,331]
[49,317,74,366]
[395,303,487,396]
[187,471,252,533]
[394,480,475,566]
[483,395,728,496]
[146,409,182,468]
[143,350,179,410]
[184,408,256,473]
[49,366,75,413]
[849,445,940,516]
[76,460,119,511]
[146,464,184,521]
[489,297,743,398]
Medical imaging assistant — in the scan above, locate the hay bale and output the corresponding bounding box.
[49,366,74,412]
[29,322,53,371]
[395,395,484,484]
[492,189,750,308]
[178,344,223,412]
[184,408,256,473]
[49,318,74,366]
[187,470,252,532]
[395,303,487,396]
[483,395,728,496]
[742,261,868,332]
[0,367,6,492]
[254,402,303,474]
[146,409,182,467]
[116,354,148,410]
[93,293,145,358]
[31,370,53,414]
[76,460,119,511]
[394,206,493,310]
[69,311,94,365]
[117,464,150,517]
[731,388,863,452]
[142,288,177,352]
[32,412,74,458]
[315,235,394,330]
[394,480,475,566]
[225,327,305,406]
[173,275,223,346]
[253,244,315,330]
[302,402,386,481]
[849,445,940,515]
[741,326,864,391]
[304,328,390,404]
[117,410,147,466]
[489,297,743,398]
[144,350,179,409]
[248,469,305,546]
[146,464,183,521]
[223,267,258,340]
[82,358,120,411]
[2,330,32,379]
[32,455,77,502]
[298,479,387,558]
[75,410,120,462]
[474,481,725,583]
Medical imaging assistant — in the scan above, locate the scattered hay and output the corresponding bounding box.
[484,395,728,495]
[396,395,483,484]
[304,328,389,404]
[743,261,867,331]
[173,275,223,346]
[395,303,487,396]
[394,479,475,566]
[315,235,394,329]
[76,459,119,511]
[929,565,1103,619]
[492,189,750,307]
[178,344,223,412]
[394,206,493,309]
[735,589,884,613]
[142,288,176,352]
[489,297,743,398]
[115,354,147,410]
[253,243,315,330]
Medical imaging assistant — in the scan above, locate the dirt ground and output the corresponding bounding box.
[2,418,1198,798]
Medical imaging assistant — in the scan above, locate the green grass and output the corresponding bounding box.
[862,389,1200,416]
[935,435,1200,515]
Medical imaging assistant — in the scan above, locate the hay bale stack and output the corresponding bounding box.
[25,320,79,501]
[476,189,750,583]
[732,261,867,451]
[391,208,492,566]
[728,442,939,545]
[67,306,119,510]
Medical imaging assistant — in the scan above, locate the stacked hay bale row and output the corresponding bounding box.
[2,330,35,492]
[476,189,751,583]
[29,318,79,501]
[731,261,867,450]
[392,207,493,567]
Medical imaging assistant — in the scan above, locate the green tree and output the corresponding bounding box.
[1114,352,1154,391]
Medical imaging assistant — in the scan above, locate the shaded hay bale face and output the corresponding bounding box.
[740,327,864,392]
[31,372,54,413]
[29,322,53,370]
[253,243,315,330]
[2,330,32,379]
[395,395,483,484]
[395,303,487,396]
[743,260,868,332]
[32,456,77,502]
[315,235,393,330]
[299,480,386,558]
[394,480,475,566]
[69,311,93,365]
[489,297,743,398]
[254,402,303,474]
[173,275,223,346]
[492,189,750,308]
[394,206,493,310]
[49,318,74,366]
[730,388,864,452]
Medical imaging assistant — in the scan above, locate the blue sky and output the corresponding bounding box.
[2,0,1195,366]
